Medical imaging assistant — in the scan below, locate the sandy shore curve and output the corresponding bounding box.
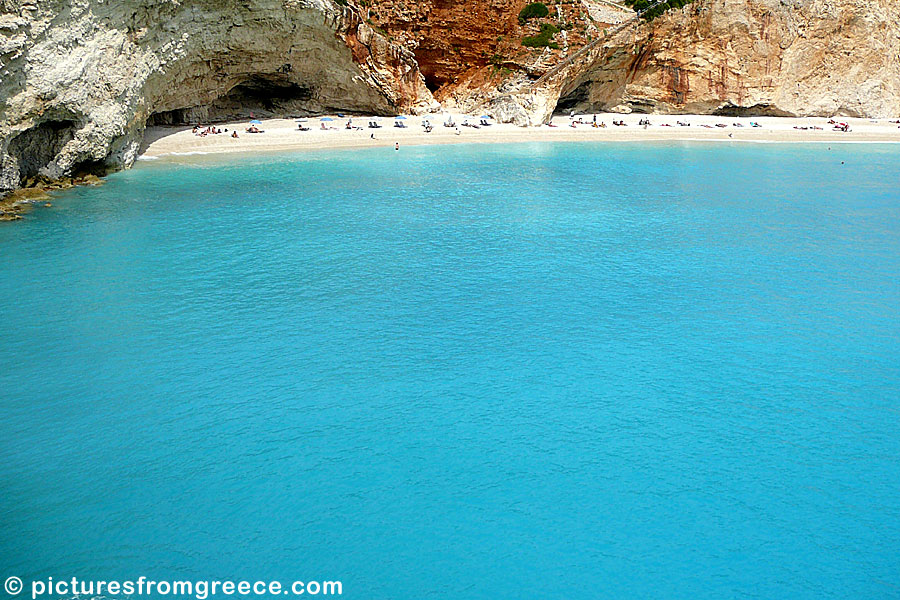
[139,112,900,161]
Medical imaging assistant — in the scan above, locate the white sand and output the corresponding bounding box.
[139,113,900,160]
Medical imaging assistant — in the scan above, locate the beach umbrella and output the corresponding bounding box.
[250,119,262,124]
[320,117,334,121]
[395,115,407,120]
[480,115,491,120]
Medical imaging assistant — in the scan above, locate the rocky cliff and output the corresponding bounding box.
[0,0,436,194]
[553,0,900,118]
[486,0,900,124]
[363,0,632,112]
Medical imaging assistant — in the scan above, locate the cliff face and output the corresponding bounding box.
[0,0,436,193]
[556,0,900,118]
[355,0,900,123]
[364,0,632,111]
[490,0,900,124]
[364,0,528,91]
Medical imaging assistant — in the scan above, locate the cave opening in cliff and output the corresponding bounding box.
[422,72,445,94]
[148,75,317,125]
[554,81,592,114]
[8,120,77,183]
[70,158,110,178]
[147,109,194,126]
[415,52,452,95]
[208,76,315,121]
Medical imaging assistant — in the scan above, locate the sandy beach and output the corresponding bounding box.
[139,112,900,160]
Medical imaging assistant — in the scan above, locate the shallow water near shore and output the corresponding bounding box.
[2,142,899,599]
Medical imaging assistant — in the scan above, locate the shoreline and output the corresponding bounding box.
[5,112,897,221]
[140,113,900,161]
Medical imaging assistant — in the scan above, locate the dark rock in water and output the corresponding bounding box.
[9,187,50,202]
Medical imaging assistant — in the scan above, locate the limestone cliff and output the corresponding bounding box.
[0,0,436,193]
[488,0,900,123]
[555,0,900,118]
[364,0,632,112]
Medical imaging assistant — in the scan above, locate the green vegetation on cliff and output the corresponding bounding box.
[522,23,560,48]
[518,2,549,23]
[624,0,692,20]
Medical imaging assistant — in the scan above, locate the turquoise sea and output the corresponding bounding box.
[2,142,899,599]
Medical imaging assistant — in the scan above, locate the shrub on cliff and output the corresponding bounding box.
[522,23,560,49]
[624,0,693,20]
[518,2,549,23]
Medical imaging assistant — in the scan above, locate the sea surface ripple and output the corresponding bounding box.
[1,142,899,599]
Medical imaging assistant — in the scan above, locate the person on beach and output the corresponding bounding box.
[395,142,399,151]
[232,131,239,139]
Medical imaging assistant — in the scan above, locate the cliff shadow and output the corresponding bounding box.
[7,120,78,183]
[148,75,318,126]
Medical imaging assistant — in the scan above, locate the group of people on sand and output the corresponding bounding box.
[567,115,607,128]
[556,116,771,130]
[192,125,243,138]
[558,114,875,133]
[827,119,851,132]
[192,125,228,137]
[569,119,607,128]
[185,114,881,146]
